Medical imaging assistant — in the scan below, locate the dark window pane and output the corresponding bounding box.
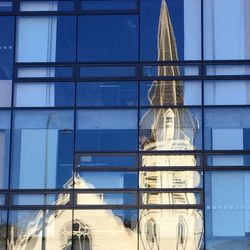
[77,82,137,106]
[14,82,75,107]
[80,66,136,77]
[81,0,137,10]
[76,110,138,151]
[20,1,74,11]
[77,154,137,168]
[0,16,14,79]
[11,110,74,189]
[16,16,76,62]
[0,211,7,249]
[205,172,250,250]
[0,111,11,189]
[140,108,202,151]
[204,108,250,150]
[78,15,138,62]
[0,2,12,11]
[141,0,201,61]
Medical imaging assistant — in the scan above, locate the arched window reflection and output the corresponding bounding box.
[145,219,159,249]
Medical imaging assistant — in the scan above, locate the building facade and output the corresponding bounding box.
[0,0,250,249]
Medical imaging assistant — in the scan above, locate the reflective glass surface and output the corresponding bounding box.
[207,154,250,167]
[16,16,76,62]
[140,81,201,106]
[139,209,203,250]
[0,111,11,189]
[20,1,74,11]
[204,108,250,150]
[77,81,138,107]
[204,0,250,60]
[205,172,250,250]
[0,16,14,79]
[75,172,138,189]
[76,110,138,151]
[81,0,137,10]
[78,15,138,62]
[140,171,203,188]
[204,81,250,105]
[140,108,202,151]
[14,82,75,107]
[140,0,201,61]
[11,110,74,189]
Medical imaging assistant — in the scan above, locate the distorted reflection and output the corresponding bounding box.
[139,0,203,249]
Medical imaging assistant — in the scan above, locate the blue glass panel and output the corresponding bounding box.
[0,2,12,11]
[78,15,138,62]
[0,16,14,79]
[77,82,137,106]
[81,0,136,10]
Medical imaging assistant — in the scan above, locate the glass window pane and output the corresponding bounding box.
[207,154,250,167]
[73,210,137,249]
[0,2,12,11]
[76,110,138,151]
[140,108,202,151]
[0,16,14,79]
[78,15,138,62]
[77,82,138,107]
[140,154,201,167]
[20,1,74,11]
[0,111,11,189]
[0,211,7,249]
[17,66,73,78]
[11,110,74,189]
[206,65,250,76]
[77,192,136,205]
[140,171,203,188]
[8,210,72,249]
[16,16,76,62]
[81,0,137,10]
[141,191,201,205]
[74,172,138,189]
[77,154,137,169]
[14,82,75,107]
[13,193,70,206]
[141,0,201,61]
[139,209,203,249]
[143,65,199,77]
[205,81,250,105]
[140,81,201,106]
[80,66,136,77]
[204,0,250,60]
[204,108,250,150]
[205,172,250,249]
[0,80,12,107]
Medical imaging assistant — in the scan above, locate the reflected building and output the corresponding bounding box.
[139,0,203,249]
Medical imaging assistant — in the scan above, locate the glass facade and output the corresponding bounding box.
[0,0,249,249]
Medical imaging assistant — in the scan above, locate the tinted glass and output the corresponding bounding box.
[14,82,75,107]
[207,154,250,167]
[77,82,138,107]
[11,110,74,189]
[76,110,138,151]
[20,1,74,11]
[204,81,250,105]
[81,0,137,10]
[16,16,76,62]
[205,172,250,250]
[78,15,138,62]
[204,0,250,60]
[0,111,11,189]
[0,16,14,79]
[204,108,250,150]
[140,0,201,61]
